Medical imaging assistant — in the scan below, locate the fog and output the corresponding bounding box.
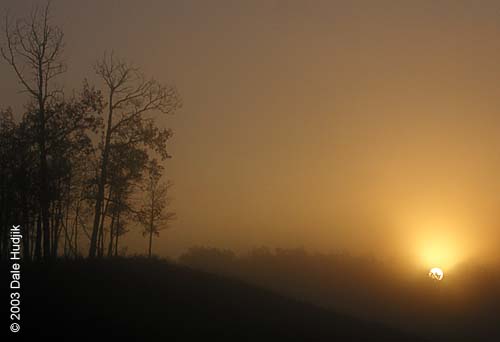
[179,246,500,341]
[2,0,500,266]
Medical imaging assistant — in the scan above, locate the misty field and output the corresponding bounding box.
[179,247,500,341]
[3,1,500,340]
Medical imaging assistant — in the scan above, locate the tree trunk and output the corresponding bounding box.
[74,200,79,258]
[89,92,114,257]
[148,191,155,258]
[107,210,116,257]
[52,199,64,257]
[38,85,51,260]
[97,189,111,257]
[73,197,80,258]
[115,212,120,257]
[148,226,153,258]
[35,211,42,260]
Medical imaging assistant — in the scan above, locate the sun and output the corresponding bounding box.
[428,267,444,281]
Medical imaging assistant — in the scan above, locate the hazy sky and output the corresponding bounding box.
[2,0,500,267]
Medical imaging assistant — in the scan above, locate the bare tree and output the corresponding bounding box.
[1,2,66,258]
[137,159,175,258]
[88,53,180,257]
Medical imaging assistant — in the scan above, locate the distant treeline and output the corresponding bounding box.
[0,3,180,260]
[179,246,500,341]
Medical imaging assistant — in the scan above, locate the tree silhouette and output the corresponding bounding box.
[88,53,180,258]
[137,159,175,258]
[1,2,180,260]
[101,141,146,256]
[1,2,66,259]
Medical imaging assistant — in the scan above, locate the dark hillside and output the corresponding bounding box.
[2,257,424,341]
